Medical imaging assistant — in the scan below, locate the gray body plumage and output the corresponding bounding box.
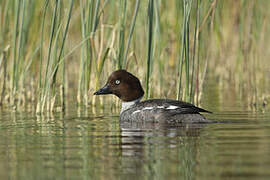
[120,99,211,124]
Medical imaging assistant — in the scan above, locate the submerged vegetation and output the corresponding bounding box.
[0,0,269,112]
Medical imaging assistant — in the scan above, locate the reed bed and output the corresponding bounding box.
[0,0,269,112]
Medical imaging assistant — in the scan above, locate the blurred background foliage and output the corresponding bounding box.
[0,0,269,112]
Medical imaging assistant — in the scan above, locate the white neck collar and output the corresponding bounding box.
[121,97,142,114]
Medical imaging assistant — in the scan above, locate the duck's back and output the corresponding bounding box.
[120,99,212,124]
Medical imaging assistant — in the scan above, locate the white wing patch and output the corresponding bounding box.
[166,105,179,110]
[131,105,179,115]
[157,106,164,108]
[143,107,154,110]
[132,110,141,114]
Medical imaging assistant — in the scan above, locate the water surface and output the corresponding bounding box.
[0,103,269,180]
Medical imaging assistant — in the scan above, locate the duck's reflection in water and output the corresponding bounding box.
[117,121,206,178]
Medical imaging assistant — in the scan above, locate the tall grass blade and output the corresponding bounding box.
[92,0,101,35]
[117,0,127,69]
[146,0,154,99]
[37,0,49,113]
[11,0,21,104]
[154,0,162,93]
[184,0,192,102]
[177,1,186,100]
[52,0,74,85]
[0,48,8,105]
[41,0,59,112]
[177,0,193,101]
[123,0,140,68]
[190,0,199,103]
[16,0,26,93]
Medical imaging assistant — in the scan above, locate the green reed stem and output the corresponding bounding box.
[123,0,140,68]
[43,0,58,91]
[177,1,186,100]
[117,0,127,69]
[12,0,21,96]
[16,0,26,90]
[49,0,62,111]
[92,0,100,35]
[177,0,192,101]
[61,0,74,109]
[41,0,59,112]
[190,0,199,103]
[196,20,201,105]
[78,0,86,104]
[98,48,110,76]
[78,0,102,104]
[0,1,10,48]
[52,0,74,85]
[185,0,192,102]
[154,0,162,91]
[84,0,93,94]
[37,0,49,112]
[0,50,7,105]
[146,0,154,99]
[97,0,109,22]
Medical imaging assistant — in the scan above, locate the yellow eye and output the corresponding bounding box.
[115,79,120,85]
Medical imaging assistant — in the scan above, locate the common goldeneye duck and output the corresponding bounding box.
[94,69,212,124]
